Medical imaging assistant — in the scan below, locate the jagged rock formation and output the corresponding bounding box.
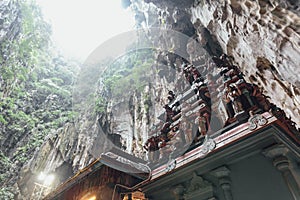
[0,1,79,199]
[0,0,21,98]
[84,48,191,160]
[141,0,300,127]
[0,0,299,199]
[191,0,300,126]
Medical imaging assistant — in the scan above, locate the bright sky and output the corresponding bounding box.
[36,0,135,61]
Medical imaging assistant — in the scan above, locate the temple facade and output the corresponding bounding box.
[44,110,300,200]
[44,53,300,200]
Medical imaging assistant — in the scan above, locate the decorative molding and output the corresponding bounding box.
[262,144,290,158]
[211,166,231,178]
[200,135,216,155]
[263,144,300,200]
[184,172,214,200]
[186,172,212,193]
[211,166,233,200]
[248,114,268,130]
[171,184,185,200]
[165,159,176,173]
[102,152,149,173]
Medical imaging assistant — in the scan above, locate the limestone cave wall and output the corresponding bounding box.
[0,0,299,199]
[191,0,300,126]
[142,0,300,127]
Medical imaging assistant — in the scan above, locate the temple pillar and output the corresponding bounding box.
[263,144,300,200]
[211,166,233,200]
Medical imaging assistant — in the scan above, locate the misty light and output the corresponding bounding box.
[38,172,55,186]
[36,0,135,61]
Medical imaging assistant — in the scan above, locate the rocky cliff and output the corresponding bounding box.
[0,0,299,199]
[190,0,300,126]
[0,1,78,199]
[141,0,300,127]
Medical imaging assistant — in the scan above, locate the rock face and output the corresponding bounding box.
[103,65,187,160]
[0,0,21,99]
[0,0,20,43]
[1,0,299,199]
[190,0,300,126]
[0,1,80,199]
[143,0,300,127]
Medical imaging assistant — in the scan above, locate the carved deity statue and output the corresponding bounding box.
[226,84,243,114]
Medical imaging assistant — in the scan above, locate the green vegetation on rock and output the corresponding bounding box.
[103,49,155,97]
[0,1,78,198]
